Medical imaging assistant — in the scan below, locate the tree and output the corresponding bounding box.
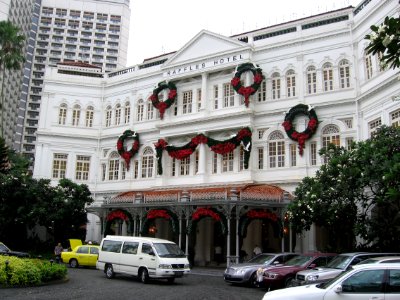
[0,20,25,138]
[287,126,400,252]
[365,16,400,69]
[0,141,94,250]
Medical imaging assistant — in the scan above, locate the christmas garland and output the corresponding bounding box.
[239,209,281,238]
[104,209,133,236]
[117,130,140,170]
[187,207,227,235]
[149,81,177,119]
[154,127,252,175]
[141,209,178,234]
[282,104,318,155]
[231,63,264,107]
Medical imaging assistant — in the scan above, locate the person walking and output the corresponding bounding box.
[54,242,63,263]
[253,245,262,257]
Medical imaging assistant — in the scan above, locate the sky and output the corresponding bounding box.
[126,0,361,66]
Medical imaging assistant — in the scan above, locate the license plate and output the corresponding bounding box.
[174,271,184,276]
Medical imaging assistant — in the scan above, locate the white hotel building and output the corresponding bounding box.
[33,0,400,266]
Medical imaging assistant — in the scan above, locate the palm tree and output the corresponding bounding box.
[0,20,25,138]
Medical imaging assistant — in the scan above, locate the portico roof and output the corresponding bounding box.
[109,184,292,204]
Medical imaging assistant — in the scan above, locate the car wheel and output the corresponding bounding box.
[249,272,259,287]
[105,264,115,279]
[285,277,294,287]
[167,277,175,284]
[69,259,78,268]
[140,268,149,284]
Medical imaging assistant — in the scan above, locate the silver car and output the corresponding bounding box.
[224,253,298,287]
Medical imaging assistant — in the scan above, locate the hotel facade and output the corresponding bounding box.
[33,0,400,266]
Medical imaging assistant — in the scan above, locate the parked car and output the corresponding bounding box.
[224,253,299,287]
[61,239,100,268]
[357,256,400,264]
[262,263,400,300]
[293,252,400,286]
[0,242,30,258]
[262,253,337,290]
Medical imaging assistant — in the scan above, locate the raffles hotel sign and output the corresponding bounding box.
[163,53,248,77]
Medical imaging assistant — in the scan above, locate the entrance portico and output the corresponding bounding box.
[87,184,297,266]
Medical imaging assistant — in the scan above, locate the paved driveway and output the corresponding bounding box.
[0,267,265,300]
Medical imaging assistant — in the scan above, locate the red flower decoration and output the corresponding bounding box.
[282,104,318,156]
[149,82,177,120]
[192,207,221,221]
[210,142,236,155]
[147,209,171,220]
[231,63,264,107]
[247,209,278,222]
[107,210,129,222]
[117,130,140,170]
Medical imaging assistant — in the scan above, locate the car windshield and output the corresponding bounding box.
[0,243,9,252]
[247,254,276,264]
[153,243,186,258]
[317,268,354,289]
[284,255,312,266]
[325,255,352,270]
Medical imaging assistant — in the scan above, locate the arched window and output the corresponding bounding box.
[339,59,350,88]
[58,103,67,125]
[365,52,373,79]
[85,106,94,127]
[115,103,121,125]
[180,157,190,175]
[147,101,154,120]
[137,99,144,122]
[222,151,234,172]
[108,151,120,180]
[306,66,317,94]
[268,131,285,168]
[105,105,112,127]
[286,70,296,97]
[141,147,154,178]
[322,63,333,91]
[72,104,81,126]
[257,80,267,102]
[322,125,340,148]
[124,101,131,124]
[271,72,281,100]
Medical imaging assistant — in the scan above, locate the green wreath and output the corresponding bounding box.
[149,81,177,119]
[231,63,264,107]
[117,130,140,170]
[282,104,318,155]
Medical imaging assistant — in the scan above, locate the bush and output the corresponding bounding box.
[0,256,67,287]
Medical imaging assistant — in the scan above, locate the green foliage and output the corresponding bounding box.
[0,144,93,249]
[365,16,400,69]
[0,256,67,287]
[288,125,400,252]
[0,137,10,173]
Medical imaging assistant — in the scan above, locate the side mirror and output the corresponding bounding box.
[334,285,342,293]
[308,263,316,269]
[149,250,155,256]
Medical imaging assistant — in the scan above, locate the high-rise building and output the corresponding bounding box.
[10,0,130,164]
[0,0,39,149]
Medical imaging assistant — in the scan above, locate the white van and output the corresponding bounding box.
[96,235,190,283]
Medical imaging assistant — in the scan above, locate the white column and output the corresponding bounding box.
[201,72,208,111]
[226,217,231,266]
[198,142,206,175]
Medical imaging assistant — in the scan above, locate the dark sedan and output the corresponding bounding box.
[0,242,30,258]
[224,253,298,287]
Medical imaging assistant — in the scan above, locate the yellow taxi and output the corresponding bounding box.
[61,239,100,268]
